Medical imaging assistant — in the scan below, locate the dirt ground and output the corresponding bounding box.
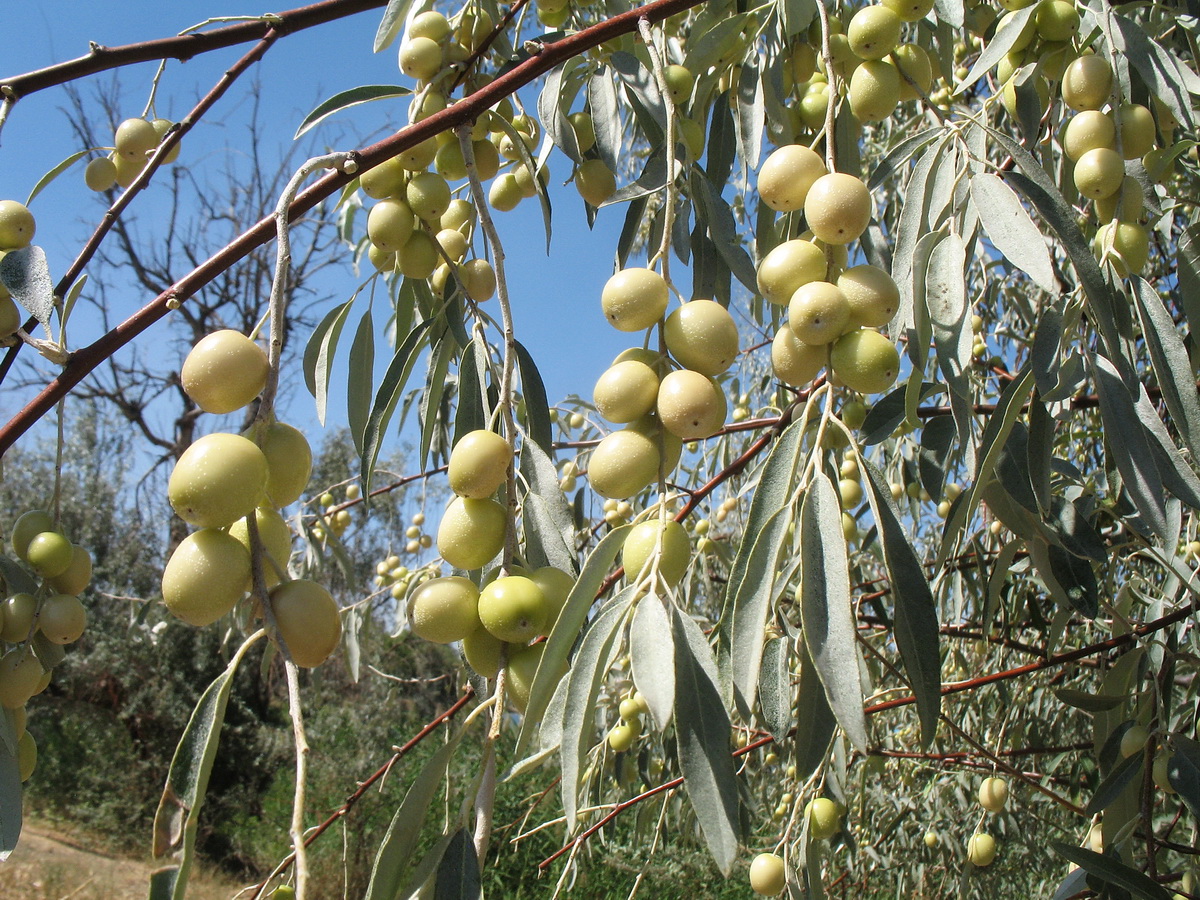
[0,823,244,900]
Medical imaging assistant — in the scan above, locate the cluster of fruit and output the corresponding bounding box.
[748,799,843,895]
[83,116,181,192]
[606,691,649,752]
[160,330,340,667]
[0,509,95,784]
[756,146,901,395]
[0,200,37,341]
[310,485,359,542]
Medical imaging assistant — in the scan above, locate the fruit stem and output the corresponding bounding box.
[814,0,839,173]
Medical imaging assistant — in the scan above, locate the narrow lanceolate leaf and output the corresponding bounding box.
[734,60,765,174]
[799,473,868,753]
[514,526,630,761]
[925,232,969,391]
[970,173,1057,293]
[347,306,375,455]
[588,68,621,175]
[453,343,485,448]
[1083,750,1143,817]
[151,632,264,899]
[862,460,942,745]
[27,148,93,205]
[433,826,481,900]
[954,4,1035,94]
[1090,352,1168,541]
[303,297,354,425]
[360,319,433,493]
[1167,735,1200,821]
[0,247,54,327]
[1050,843,1171,900]
[561,594,631,828]
[515,340,553,455]
[1113,14,1199,131]
[373,0,416,52]
[519,438,574,560]
[758,636,791,743]
[673,607,741,876]
[364,735,461,900]
[522,492,575,573]
[794,639,837,778]
[0,711,20,861]
[1132,277,1200,459]
[295,85,411,138]
[631,594,675,730]
[691,171,759,292]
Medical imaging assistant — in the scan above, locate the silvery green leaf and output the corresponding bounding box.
[0,247,54,327]
[970,172,1057,293]
[631,594,674,730]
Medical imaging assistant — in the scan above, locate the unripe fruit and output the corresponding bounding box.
[576,159,617,207]
[361,156,408,200]
[1154,752,1176,794]
[84,157,118,192]
[1097,177,1146,222]
[228,507,293,586]
[270,580,341,668]
[588,429,662,500]
[1074,147,1125,200]
[530,566,574,624]
[1063,110,1116,162]
[757,240,826,305]
[462,625,504,678]
[797,87,830,129]
[838,265,900,328]
[830,329,900,394]
[789,281,850,346]
[182,330,269,415]
[0,649,43,709]
[664,300,739,375]
[924,829,939,848]
[25,531,74,578]
[594,360,660,423]
[628,413,683,472]
[408,576,481,643]
[978,776,1009,812]
[662,64,695,105]
[151,119,181,163]
[608,723,637,752]
[996,10,1038,53]
[1035,0,1079,42]
[847,5,902,60]
[461,258,497,302]
[656,370,727,440]
[568,112,596,153]
[12,509,55,560]
[1094,221,1149,276]
[478,576,548,642]
[967,832,997,867]
[850,60,901,122]
[39,593,87,645]
[678,117,705,159]
[47,544,93,595]
[367,199,416,252]
[506,641,545,713]
[622,518,691,587]
[601,268,669,332]
[893,44,933,102]
[804,173,872,245]
[115,118,158,158]
[757,145,827,212]
[0,201,35,251]
[168,433,269,528]
[805,797,841,839]
[399,37,443,79]
[749,852,786,895]
[254,422,313,508]
[1120,723,1150,758]
[17,731,35,782]
[408,10,451,41]
[448,430,512,499]
[162,528,251,626]
[883,0,934,20]
[436,497,507,570]
[1061,56,1113,112]
[406,172,451,222]
[113,152,146,188]
[1117,103,1156,159]
[397,230,439,279]
[0,593,36,643]
[772,324,826,386]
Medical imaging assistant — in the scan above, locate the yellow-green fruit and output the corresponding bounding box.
[622,518,690,587]
[757,144,827,212]
[506,641,545,713]
[181,330,269,415]
[25,531,74,579]
[996,10,1037,53]
[397,230,439,279]
[678,117,705,159]
[434,141,468,181]
[1035,0,1078,41]
[47,544,92,595]
[399,36,443,79]
[772,324,826,386]
[893,44,933,101]
[1094,222,1149,276]
[628,414,683,472]
[409,9,451,41]
[0,201,34,251]
[367,199,416,252]
[806,797,841,840]
[789,43,818,83]
[978,776,1009,812]
[115,117,158,158]
[663,64,695,105]
[883,0,934,21]
[270,580,341,668]
[84,156,118,192]
[461,258,497,302]
[1154,752,1176,794]
[406,171,452,222]
[757,239,826,305]
[838,265,900,328]
[254,422,313,508]
[608,722,636,752]
[448,430,512,499]
[513,161,548,199]
[162,528,251,626]
[469,140,500,181]
[1038,41,1074,81]
[594,360,660,423]
[1063,110,1115,161]
[168,433,269,528]
[39,593,87,645]
[847,5,902,60]
[749,852,786,895]
[1120,723,1150,758]
[1061,55,1113,112]
[656,369,727,440]
[113,152,146,189]
[789,281,850,345]
[804,173,872,245]
[1073,147,1125,200]
[664,299,740,375]
[797,86,830,129]
[1117,103,1156,159]
[1,593,35,643]
[408,575,481,643]
[360,156,407,200]
[589,429,662,500]
[568,112,597,153]
[1001,74,1049,120]
[967,832,997,867]
[530,566,574,624]
[0,649,43,709]
[830,329,900,394]
[12,510,55,560]
[150,120,180,165]
[462,625,504,678]
[1095,178,1145,222]
[850,60,901,122]
[228,508,293,586]
[478,575,548,643]
[923,829,939,848]
[16,731,36,782]
[601,268,669,332]
[576,159,616,207]
[436,497,507,570]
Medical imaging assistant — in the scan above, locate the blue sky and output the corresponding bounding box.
[0,0,642,453]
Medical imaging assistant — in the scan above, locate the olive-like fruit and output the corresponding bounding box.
[588,429,661,500]
[367,199,416,252]
[757,239,826,306]
[757,144,827,212]
[182,330,269,415]
[0,648,44,709]
[838,265,900,328]
[408,576,481,643]
[664,300,739,375]
[789,281,850,345]
[593,360,660,424]
[804,173,872,245]
[270,580,341,668]
[448,430,512,499]
[967,832,997,867]
[228,507,293,587]
[162,528,251,626]
[0,201,35,251]
[436,497,507,570]
[254,422,313,508]
[506,641,545,713]
[601,268,669,332]
[576,159,616,207]
[1061,55,1113,112]
[168,433,269,528]
[47,544,92,595]
[978,776,1009,812]
[478,575,548,643]
[847,5,902,59]
[0,593,36,643]
[621,518,691,588]
[830,329,900,394]
[39,593,87,645]
[25,531,74,579]
[11,510,55,560]
[772,325,826,386]
[749,852,786,895]
[462,624,504,679]
[805,797,841,839]
[656,370,727,440]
